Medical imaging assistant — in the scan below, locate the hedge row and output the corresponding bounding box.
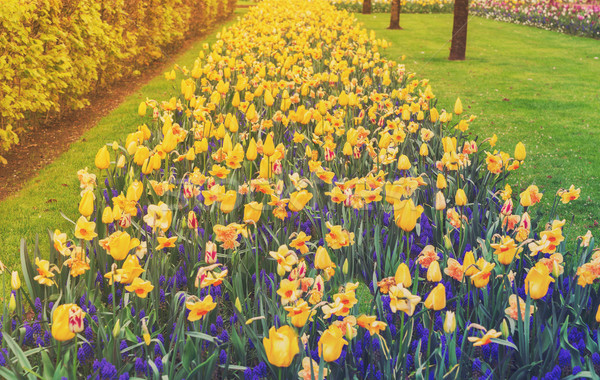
[0,0,236,164]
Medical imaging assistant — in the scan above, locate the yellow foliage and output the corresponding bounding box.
[0,0,236,163]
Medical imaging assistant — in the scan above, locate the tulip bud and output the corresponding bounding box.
[430,107,439,122]
[11,271,21,290]
[342,259,349,275]
[500,319,509,338]
[138,101,147,117]
[116,155,126,168]
[205,241,217,264]
[263,134,275,157]
[394,263,412,288]
[95,146,110,170]
[246,138,258,161]
[142,319,151,346]
[444,235,453,251]
[79,190,95,217]
[112,319,121,338]
[264,89,274,107]
[501,199,513,216]
[424,283,446,311]
[419,143,428,156]
[235,297,243,313]
[102,206,114,224]
[427,261,442,282]
[454,97,463,115]
[435,191,446,211]
[455,188,467,206]
[443,311,456,334]
[514,142,526,161]
[552,261,561,279]
[9,292,16,313]
[436,174,447,189]
[596,304,600,323]
[187,211,198,229]
[397,154,411,171]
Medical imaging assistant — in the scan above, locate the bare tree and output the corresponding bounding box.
[449,0,468,60]
[388,0,402,29]
[363,0,372,14]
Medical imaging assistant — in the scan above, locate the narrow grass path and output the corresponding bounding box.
[0,8,249,274]
[358,13,600,238]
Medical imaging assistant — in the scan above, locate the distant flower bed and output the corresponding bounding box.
[331,0,454,13]
[471,0,600,38]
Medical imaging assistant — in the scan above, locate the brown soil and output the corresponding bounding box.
[0,12,239,202]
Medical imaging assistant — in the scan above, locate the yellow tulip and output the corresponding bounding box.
[596,304,600,323]
[162,129,177,153]
[436,174,447,189]
[394,263,412,288]
[220,191,237,214]
[52,304,85,341]
[263,134,275,157]
[244,201,263,223]
[246,138,258,161]
[454,97,463,115]
[138,101,147,117]
[314,246,336,269]
[455,188,467,206]
[515,142,526,161]
[524,263,555,299]
[78,190,95,217]
[338,91,349,107]
[264,89,275,106]
[318,325,348,362]
[397,154,411,170]
[289,190,313,212]
[435,191,446,211]
[133,146,149,166]
[463,250,477,276]
[444,311,456,333]
[419,143,429,156]
[427,261,442,282]
[95,146,110,169]
[8,293,16,313]
[424,283,446,310]
[263,325,299,367]
[107,231,140,261]
[393,199,424,232]
[126,181,144,202]
[11,271,20,290]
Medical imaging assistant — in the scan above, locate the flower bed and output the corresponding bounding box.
[2,0,598,378]
[331,0,454,13]
[471,0,600,38]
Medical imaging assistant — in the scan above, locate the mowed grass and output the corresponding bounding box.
[0,9,249,278]
[356,12,600,239]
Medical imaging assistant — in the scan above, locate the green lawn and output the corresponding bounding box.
[356,12,600,239]
[0,9,249,279]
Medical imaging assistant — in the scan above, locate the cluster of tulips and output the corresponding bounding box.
[471,0,600,38]
[2,0,599,378]
[330,0,454,13]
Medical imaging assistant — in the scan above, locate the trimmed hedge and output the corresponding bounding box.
[0,0,236,164]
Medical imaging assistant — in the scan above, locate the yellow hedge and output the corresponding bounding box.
[0,0,236,164]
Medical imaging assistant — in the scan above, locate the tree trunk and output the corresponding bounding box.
[363,0,372,14]
[449,0,468,60]
[388,0,402,29]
